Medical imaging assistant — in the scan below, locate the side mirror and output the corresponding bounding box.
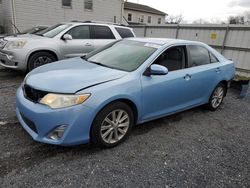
[62,34,72,40]
[145,64,168,76]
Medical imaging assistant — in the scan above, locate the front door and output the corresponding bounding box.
[60,25,94,58]
[141,46,194,121]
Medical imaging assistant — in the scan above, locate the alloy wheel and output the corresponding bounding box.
[33,56,53,68]
[211,86,224,108]
[100,109,130,144]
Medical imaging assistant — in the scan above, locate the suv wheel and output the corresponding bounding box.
[91,102,134,148]
[28,52,56,72]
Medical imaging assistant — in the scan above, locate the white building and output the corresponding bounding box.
[0,0,124,33]
[0,0,3,32]
[124,1,167,25]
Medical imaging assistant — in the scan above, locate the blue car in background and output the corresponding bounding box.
[16,38,235,147]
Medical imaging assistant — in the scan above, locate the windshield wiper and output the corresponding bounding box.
[34,33,44,36]
[81,57,114,69]
[81,55,87,60]
[88,61,113,69]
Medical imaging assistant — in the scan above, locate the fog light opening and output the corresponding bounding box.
[48,125,68,140]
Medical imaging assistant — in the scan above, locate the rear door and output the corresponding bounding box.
[184,45,222,103]
[90,25,117,50]
[60,25,94,58]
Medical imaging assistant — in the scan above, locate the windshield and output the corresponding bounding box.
[85,40,158,72]
[21,27,46,34]
[21,27,35,34]
[37,24,71,38]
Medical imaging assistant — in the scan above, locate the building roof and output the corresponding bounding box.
[124,2,167,16]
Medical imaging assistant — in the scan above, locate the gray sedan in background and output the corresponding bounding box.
[0,21,135,72]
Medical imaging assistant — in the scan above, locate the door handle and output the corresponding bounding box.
[215,67,221,73]
[184,74,191,81]
[84,43,92,47]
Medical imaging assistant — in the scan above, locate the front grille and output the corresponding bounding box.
[20,113,38,133]
[23,84,48,103]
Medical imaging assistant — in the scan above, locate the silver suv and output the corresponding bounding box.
[0,21,135,72]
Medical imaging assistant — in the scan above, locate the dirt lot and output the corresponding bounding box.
[0,67,249,188]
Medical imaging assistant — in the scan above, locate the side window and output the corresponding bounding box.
[209,52,219,63]
[140,15,144,23]
[153,46,186,71]
[62,0,72,7]
[148,16,151,24]
[115,27,134,38]
[91,26,115,39]
[128,13,132,21]
[66,26,90,39]
[158,18,161,24]
[84,0,93,11]
[188,45,210,67]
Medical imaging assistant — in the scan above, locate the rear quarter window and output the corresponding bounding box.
[115,27,134,38]
[209,52,219,63]
[91,25,115,39]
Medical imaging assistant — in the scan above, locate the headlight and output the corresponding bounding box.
[6,40,27,49]
[40,93,90,109]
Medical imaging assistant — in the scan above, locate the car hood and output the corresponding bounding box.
[4,34,44,41]
[25,57,128,93]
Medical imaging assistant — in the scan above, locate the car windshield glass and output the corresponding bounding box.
[37,24,71,38]
[85,40,157,72]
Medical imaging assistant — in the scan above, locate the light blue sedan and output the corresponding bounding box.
[16,38,235,147]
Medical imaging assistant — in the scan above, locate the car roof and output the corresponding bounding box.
[64,21,132,29]
[126,37,204,46]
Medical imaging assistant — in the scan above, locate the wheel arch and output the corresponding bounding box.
[88,97,139,143]
[91,97,139,127]
[26,49,59,70]
[219,80,228,96]
[112,98,139,125]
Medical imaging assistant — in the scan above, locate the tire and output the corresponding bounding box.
[27,52,56,72]
[91,102,134,148]
[206,83,226,111]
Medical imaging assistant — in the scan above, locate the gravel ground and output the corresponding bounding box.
[0,67,249,188]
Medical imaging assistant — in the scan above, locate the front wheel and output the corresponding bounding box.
[206,83,226,111]
[91,102,134,148]
[27,52,56,72]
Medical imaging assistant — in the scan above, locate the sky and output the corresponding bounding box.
[127,0,250,23]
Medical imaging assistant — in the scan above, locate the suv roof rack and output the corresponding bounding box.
[70,20,127,27]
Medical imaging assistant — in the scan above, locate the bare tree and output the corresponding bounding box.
[192,19,210,24]
[244,11,250,24]
[227,11,250,25]
[228,16,245,24]
[165,14,184,24]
